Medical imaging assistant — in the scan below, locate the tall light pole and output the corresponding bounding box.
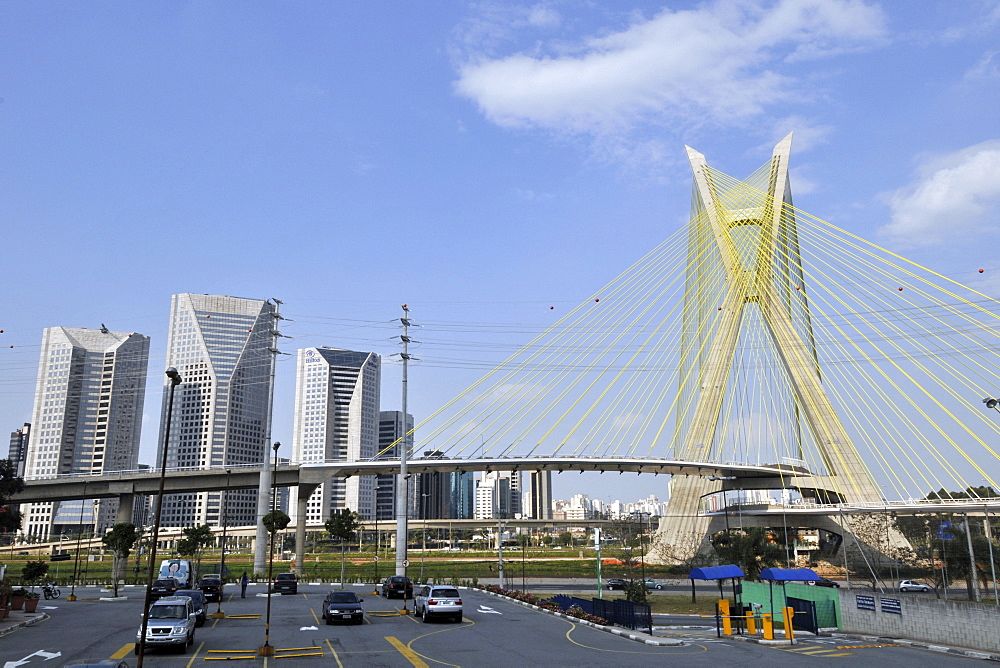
[214,468,231,619]
[137,367,181,668]
[260,441,280,656]
[395,305,413,580]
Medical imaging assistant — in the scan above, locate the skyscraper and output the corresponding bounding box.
[290,347,380,523]
[376,411,413,521]
[23,326,150,538]
[8,423,30,477]
[160,293,279,528]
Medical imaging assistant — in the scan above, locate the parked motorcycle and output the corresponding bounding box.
[42,583,60,599]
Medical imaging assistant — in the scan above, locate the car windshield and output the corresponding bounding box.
[329,592,359,603]
[150,605,185,619]
[390,577,408,583]
[154,580,174,587]
[432,589,459,598]
[276,574,295,580]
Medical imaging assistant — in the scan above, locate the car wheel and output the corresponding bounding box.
[656,585,663,590]
[421,607,429,623]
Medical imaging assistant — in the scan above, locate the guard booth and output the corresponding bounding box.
[687,564,745,636]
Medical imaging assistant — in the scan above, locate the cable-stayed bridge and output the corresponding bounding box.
[16,134,1000,567]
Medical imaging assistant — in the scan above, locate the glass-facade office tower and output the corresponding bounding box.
[23,326,150,539]
[290,348,380,523]
[8,423,30,477]
[376,411,413,521]
[160,293,278,528]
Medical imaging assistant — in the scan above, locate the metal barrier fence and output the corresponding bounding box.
[551,595,652,635]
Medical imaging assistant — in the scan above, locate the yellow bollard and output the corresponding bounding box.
[783,606,795,641]
[762,613,774,640]
[718,600,732,635]
[746,611,757,635]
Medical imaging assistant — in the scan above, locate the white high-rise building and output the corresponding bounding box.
[24,326,150,539]
[160,294,279,528]
[290,348,380,523]
[473,471,522,520]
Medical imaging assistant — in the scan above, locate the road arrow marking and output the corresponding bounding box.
[478,605,502,615]
[4,650,62,668]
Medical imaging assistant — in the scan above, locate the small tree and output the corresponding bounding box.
[710,527,785,581]
[262,510,291,582]
[0,460,25,535]
[557,531,573,547]
[101,522,137,597]
[325,510,363,587]
[21,560,49,593]
[176,524,214,574]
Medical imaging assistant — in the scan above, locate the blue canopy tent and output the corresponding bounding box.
[759,568,821,617]
[688,565,746,634]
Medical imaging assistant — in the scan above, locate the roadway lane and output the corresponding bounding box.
[0,584,983,667]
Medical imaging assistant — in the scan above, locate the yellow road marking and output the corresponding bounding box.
[386,636,429,668]
[186,640,205,667]
[110,645,131,659]
[826,652,856,657]
[326,638,344,668]
[311,608,320,625]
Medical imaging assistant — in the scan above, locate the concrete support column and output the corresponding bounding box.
[253,462,273,575]
[116,493,135,525]
[294,484,317,577]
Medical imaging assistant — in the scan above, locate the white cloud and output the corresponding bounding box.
[965,50,1000,80]
[880,141,1000,247]
[454,0,885,137]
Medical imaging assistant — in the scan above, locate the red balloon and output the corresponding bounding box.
[795,286,800,290]
[594,298,600,302]
[718,307,722,311]
[898,287,904,291]
[980,269,985,273]
[549,306,554,310]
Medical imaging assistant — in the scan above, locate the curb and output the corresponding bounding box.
[475,588,683,647]
[0,613,49,638]
[831,632,1000,662]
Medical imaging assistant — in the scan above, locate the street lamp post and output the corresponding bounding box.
[260,441,280,656]
[137,367,182,668]
[214,468,231,619]
[68,482,87,601]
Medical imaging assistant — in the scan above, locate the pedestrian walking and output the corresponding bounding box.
[240,572,249,598]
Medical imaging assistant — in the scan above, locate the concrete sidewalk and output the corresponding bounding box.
[0,608,48,636]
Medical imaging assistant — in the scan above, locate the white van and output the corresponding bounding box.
[158,559,194,588]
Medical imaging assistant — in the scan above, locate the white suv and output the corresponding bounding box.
[414,585,463,623]
[899,579,931,592]
[136,596,197,654]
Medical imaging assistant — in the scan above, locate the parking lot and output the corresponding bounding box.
[0,582,986,667]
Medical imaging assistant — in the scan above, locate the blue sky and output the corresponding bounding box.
[2,1,999,503]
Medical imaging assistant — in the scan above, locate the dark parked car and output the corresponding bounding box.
[382,575,413,599]
[150,577,181,600]
[605,578,628,591]
[809,577,840,588]
[175,589,207,626]
[272,572,298,594]
[321,590,365,625]
[197,575,224,602]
